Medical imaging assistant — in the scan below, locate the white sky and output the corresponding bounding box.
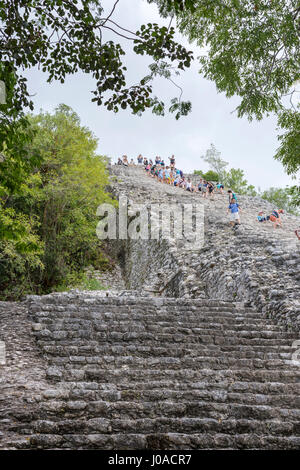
[23,0,297,190]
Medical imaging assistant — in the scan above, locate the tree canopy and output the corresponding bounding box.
[0,0,299,208]
[0,104,114,299]
[150,0,300,177]
[0,0,193,119]
[151,0,299,118]
[0,0,195,211]
[200,143,229,180]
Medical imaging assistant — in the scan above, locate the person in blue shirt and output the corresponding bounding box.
[174,175,180,186]
[216,183,224,194]
[227,198,242,228]
[257,211,269,222]
[164,167,170,183]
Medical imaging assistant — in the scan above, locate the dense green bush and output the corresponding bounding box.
[0,104,115,299]
[193,170,219,181]
[260,187,299,215]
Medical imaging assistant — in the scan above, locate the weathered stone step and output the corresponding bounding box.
[34,329,297,345]
[35,331,297,347]
[30,303,262,315]
[41,343,297,356]
[78,368,300,384]
[79,317,289,330]
[58,379,300,395]
[34,318,292,333]
[21,431,300,449]
[29,297,256,306]
[44,355,298,370]
[28,296,253,308]
[41,387,300,408]
[43,348,295,362]
[29,416,300,437]
[31,311,267,325]
[28,302,266,314]
[10,400,300,434]
[15,399,300,424]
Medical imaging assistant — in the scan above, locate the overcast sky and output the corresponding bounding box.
[24,0,297,190]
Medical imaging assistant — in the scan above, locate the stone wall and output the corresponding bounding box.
[108,165,300,331]
[107,166,205,298]
[1,293,300,449]
[0,164,299,450]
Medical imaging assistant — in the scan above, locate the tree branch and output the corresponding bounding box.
[103,19,140,38]
[101,0,120,27]
[101,25,137,41]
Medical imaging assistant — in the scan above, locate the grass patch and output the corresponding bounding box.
[54,271,108,292]
[81,277,108,291]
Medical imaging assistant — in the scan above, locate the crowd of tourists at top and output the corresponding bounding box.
[116,154,296,236]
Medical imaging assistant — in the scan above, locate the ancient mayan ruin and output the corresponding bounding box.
[0,165,299,450]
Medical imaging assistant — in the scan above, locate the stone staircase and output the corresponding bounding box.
[109,166,300,330]
[1,166,299,450]
[1,293,299,450]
